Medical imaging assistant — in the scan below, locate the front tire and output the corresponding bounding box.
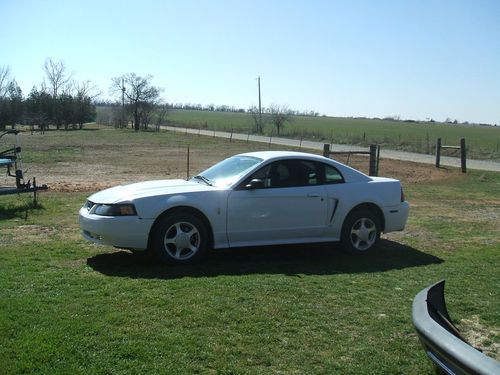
[153,212,208,264]
[341,208,381,254]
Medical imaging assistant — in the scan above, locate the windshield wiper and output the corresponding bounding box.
[193,175,213,186]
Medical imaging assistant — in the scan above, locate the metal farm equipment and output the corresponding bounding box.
[0,130,47,204]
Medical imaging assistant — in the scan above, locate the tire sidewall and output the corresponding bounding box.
[153,212,208,264]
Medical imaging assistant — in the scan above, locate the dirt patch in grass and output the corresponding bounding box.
[2,126,465,193]
[459,315,500,361]
[39,157,461,193]
[56,258,88,269]
[381,159,464,184]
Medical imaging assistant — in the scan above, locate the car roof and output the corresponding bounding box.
[239,150,329,162]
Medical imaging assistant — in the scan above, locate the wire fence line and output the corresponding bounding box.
[161,121,500,162]
[162,124,500,173]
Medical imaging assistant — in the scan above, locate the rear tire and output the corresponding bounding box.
[153,212,208,264]
[341,208,381,254]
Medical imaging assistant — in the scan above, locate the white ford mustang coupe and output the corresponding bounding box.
[79,151,409,263]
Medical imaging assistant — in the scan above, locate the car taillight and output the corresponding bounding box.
[401,187,405,202]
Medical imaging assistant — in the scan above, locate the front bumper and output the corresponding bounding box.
[413,281,500,375]
[79,207,154,249]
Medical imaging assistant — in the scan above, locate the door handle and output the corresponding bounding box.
[307,193,320,198]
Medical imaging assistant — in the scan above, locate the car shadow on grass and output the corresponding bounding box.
[86,239,443,280]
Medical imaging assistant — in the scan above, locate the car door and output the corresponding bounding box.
[226,159,329,246]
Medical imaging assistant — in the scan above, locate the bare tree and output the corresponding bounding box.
[138,101,155,130]
[44,58,71,98]
[44,58,73,129]
[155,103,170,132]
[111,73,161,131]
[248,105,265,133]
[0,66,11,130]
[0,66,11,98]
[268,104,292,135]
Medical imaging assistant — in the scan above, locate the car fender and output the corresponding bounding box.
[136,191,229,248]
[334,198,385,229]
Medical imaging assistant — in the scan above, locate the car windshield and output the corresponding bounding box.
[194,156,262,187]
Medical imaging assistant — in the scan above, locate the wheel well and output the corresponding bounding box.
[344,203,385,232]
[147,206,214,250]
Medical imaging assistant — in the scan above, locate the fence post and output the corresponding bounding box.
[33,177,38,206]
[435,138,442,168]
[230,128,233,142]
[269,131,273,148]
[323,144,330,157]
[186,144,190,180]
[369,144,377,176]
[376,145,381,176]
[460,138,467,173]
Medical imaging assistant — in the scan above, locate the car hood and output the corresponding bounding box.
[87,179,216,204]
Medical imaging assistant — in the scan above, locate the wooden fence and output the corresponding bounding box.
[323,143,380,176]
[435,138,466,173]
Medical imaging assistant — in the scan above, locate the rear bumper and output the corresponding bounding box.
[79,207,154,249]
[384,201,409,232]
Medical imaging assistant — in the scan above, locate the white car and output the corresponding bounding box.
[79,151,409,263]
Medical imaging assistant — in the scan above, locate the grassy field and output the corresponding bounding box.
[159,109,500,160]
[1,127,499,374]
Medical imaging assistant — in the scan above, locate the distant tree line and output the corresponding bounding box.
[357,115,488,126]
[97,99,320,117]
[164,102,320,117]
[97,88,318,135]
[0,59,97,132]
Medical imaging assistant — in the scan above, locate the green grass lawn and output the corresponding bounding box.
[1,129,499,374]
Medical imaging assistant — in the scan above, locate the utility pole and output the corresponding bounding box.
[258,76,262,133]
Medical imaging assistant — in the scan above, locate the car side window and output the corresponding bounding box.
[294,160,318,186]
[246,160,322,189]
[324,164,344,184]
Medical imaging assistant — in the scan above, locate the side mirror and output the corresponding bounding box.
[245,178,264,190]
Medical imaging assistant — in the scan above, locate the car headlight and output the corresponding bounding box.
[93,203,137,216]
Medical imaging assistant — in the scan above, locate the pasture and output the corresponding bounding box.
[1,126,499,374]
[162,109,500,160]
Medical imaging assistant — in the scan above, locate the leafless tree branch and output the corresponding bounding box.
[44,58,71,98]
[110,73,162,131]
[0,65,11,98]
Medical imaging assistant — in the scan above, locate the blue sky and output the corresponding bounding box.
[1,0,499,124]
